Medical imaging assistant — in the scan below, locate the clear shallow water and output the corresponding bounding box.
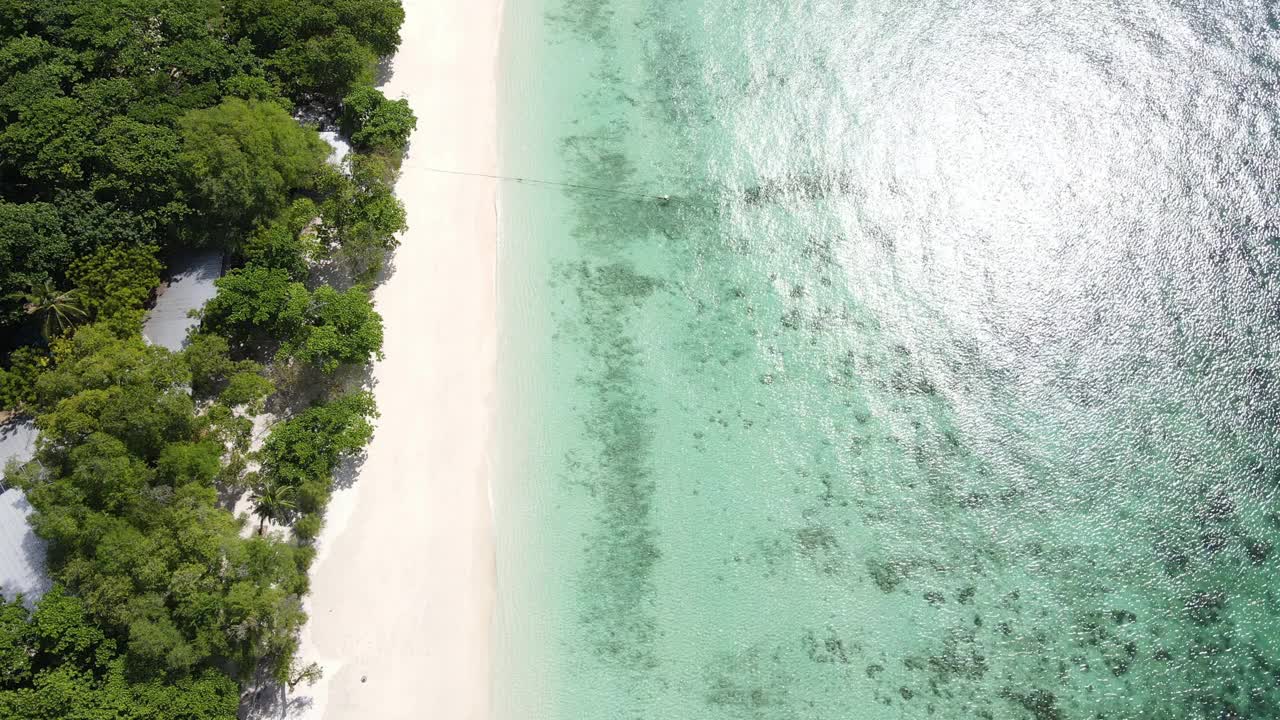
[496,1,1280,718]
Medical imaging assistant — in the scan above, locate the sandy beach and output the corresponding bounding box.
[293,0,501,717]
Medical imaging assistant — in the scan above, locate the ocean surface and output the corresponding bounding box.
[495,1,1280,718]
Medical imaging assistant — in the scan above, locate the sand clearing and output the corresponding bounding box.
[294,0,501,717]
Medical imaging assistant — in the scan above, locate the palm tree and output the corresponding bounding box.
[10,279,87,339]
[250,480,297,535]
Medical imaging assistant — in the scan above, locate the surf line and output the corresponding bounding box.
[419,166,673,203]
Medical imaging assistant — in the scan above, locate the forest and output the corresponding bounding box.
[0,0,415,716]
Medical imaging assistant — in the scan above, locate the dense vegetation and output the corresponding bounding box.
[0,0,416,715]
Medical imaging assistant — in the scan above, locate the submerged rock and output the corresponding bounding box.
[999,688,1064,720]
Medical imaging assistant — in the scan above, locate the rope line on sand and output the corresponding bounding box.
[420,166,673,202]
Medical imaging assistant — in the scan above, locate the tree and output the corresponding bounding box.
[259,391,376,515]
[68,244,162,336]
[90,117,187,231]
[177,98,328,240]
[283,286,384,372]
[340,86,416,153]
[0,201,68,328]
[224,0,404,57]
[239,197,319,281]
[33,326,193,459]
[220,371,274,411]
[182,333,243,399]
[182,333,273,407]
[0,346,49,410]
[51,190,152,258]
[0,96,94,184]
[0,590,240,718]
[317,154,407,280]
[199,266,309,349]
[250,479,296,535]
[285,659,323,691]
[13,323,313,681]
[269,30,375,101]
[9,279,85,339]
[0,1,412,714]
[156,441,223,487]
[332,0,405,56]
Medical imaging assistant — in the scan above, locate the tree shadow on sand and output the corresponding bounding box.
[332,450,370,492]
[375,56,396,87]
[265,361,379,419]
[238,675,316,720]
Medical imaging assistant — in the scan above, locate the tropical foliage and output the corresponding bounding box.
[11,326,304,679]
[251,480,298,535]
[177,98,330,240]
[0,0,416,714]
[8,280,85,339]
[341,86,418,153]
[0,590,239,719]
[68,244,162,335]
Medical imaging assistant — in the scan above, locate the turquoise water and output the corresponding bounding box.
[496,2,1280,718]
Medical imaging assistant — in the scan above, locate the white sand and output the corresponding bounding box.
[291,0,501,717]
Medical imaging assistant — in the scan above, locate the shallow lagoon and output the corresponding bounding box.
[497,1,1280,717]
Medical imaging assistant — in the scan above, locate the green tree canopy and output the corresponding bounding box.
[239,197,318,281]
[182,332,273,404]
[340,86,416,153]
[282,286,384,373]
[68,244,162,336]
[259,391,376,516]
[89,117,188,231]
[269,29,375,101]
[0,201,69,327]
[224,0,404,99]
[12,325,312,680]
[199,265,309,350]
[177,98,328,240]
[8,279,86,340]
[0,0,410,711]
[317,154,407,280]
[202,269,384,373]
[0,590,240,719]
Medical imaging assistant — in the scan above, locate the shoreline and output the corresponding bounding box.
[293,0,502,717]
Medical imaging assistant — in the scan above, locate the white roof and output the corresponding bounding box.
[319,130,352,167]
[143,251,223,351]
[0,418,47,605]
[0,418,35,469]
[0,489,48,606]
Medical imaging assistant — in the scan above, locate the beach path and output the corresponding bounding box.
[298,0,500,717]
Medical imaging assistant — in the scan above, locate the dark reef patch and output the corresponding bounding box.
[999,688,1064,720]
[560,260,665,671]
[867,557,915,593]
[702,644,794,717]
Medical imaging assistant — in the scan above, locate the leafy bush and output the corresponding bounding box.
[68,244,162,336]
[240,197,319,281]
[283,286,385,373]
[177,99,329,241]
[269,30,376,101]
[12,326,311,681]
[341,86,417,153]
[200,266,310,350]
[318,153,407,280]
[259,391,377,514]
[0,346,50,410]
[203,270,384,373]
[0,590,240,719]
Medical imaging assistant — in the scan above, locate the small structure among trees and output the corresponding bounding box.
[0,481,48,606]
